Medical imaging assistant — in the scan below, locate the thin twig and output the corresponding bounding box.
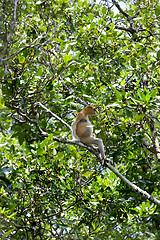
[36,102,72,131]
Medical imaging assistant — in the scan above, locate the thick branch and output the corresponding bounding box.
[112,0,139,20]
[112,0,142,41]
[115,26,136,34]
[141,138,155,154]
[28,134,100,158]
[149,117,160,161]
[112,0,131,19]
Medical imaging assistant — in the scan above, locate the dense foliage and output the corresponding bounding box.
[0,0,160,239]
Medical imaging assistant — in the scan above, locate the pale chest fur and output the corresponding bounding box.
[76,119,93,138]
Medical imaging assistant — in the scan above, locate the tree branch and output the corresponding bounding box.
[106,162,160,206]
[112,0,139,20]
[141,138,155,154]
[36,102,72,131]
[112,0,131,19]
[149,116,160,161]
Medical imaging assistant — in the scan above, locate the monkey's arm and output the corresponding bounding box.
[71,121,77,140]
[71,112,85,140]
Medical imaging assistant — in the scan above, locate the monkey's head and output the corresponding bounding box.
[84,105,95,115]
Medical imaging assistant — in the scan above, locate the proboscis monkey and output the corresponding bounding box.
[71,105,105,159]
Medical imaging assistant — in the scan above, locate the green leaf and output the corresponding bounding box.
[70,24,76,33]
[69,145,79,158]
[141,62,147,69]
[0,68,4,78]
[90,22,95,29]
[142,47,146,55]
[39,155,45,164]
[2,229,14,237]
[18,56,25,64]
[53,38,64,43]
[130,58,136,68]
[154,119,160,128]
[80,207,92,214]
[63,54,72,64]
[63,54,69,64]
[37,67,43,76]
[89,13,94,21]
[102,6,107,14]
[150,89,157,98]
[37,148,45,155]
[155,5,160,16]
[57,64,65,75]
[115,90,122,101]
[145,93,150,103]
[134,113,143,122]
[157,50,160,60]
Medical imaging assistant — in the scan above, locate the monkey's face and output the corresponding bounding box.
[85,105,95,115]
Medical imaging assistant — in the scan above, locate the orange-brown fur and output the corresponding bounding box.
[71,105,105,159]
